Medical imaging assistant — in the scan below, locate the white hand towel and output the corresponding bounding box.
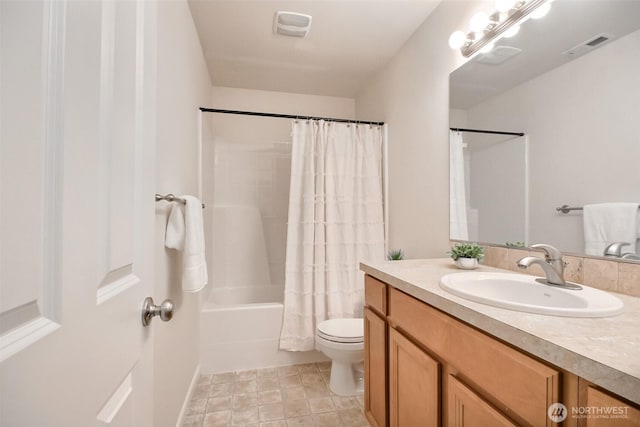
[165,203,186,251]
[164,196,208,292]
[583,202,640,256]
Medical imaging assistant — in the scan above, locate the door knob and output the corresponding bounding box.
[141,297,174,326]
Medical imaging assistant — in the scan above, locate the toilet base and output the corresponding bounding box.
[328,360,364,396]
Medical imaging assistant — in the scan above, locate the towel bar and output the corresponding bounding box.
[556,204,639,214]
[556,205,583,214]
[155,193,205,209]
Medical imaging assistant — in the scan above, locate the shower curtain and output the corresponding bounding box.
[450,131,469,240]
[279,120,386,351]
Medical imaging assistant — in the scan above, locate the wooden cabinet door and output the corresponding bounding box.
[585,387,640,427]
[447,375,517,427]
[364,307,387,427]
[388,327,439,427]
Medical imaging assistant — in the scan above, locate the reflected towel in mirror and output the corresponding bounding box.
[583,203,640,256]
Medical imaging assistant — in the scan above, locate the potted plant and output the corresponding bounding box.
[387,249,405,261]
[447,242,484,269]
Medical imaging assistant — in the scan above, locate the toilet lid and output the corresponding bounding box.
[317,318,363,343]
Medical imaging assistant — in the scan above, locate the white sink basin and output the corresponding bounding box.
[439,272,624,317]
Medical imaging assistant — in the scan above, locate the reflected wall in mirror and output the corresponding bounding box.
[449,0,640,261]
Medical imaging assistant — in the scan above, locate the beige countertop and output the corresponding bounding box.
[360,258,640,405]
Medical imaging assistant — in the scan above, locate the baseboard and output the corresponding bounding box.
[175,363,201,427]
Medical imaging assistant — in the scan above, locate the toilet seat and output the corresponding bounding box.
[317,318,363,343]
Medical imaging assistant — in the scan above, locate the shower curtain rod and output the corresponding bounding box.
[200,107,385,126]
[450,127,524,137]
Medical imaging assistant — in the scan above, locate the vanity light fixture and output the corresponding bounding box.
[449,0,551,57]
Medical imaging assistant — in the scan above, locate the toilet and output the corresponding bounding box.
[315,318,365,396]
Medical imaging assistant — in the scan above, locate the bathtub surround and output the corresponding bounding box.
[202,204,327,373]
[210,146,287,291]
[204,86,356,292]
[279,120,386,351]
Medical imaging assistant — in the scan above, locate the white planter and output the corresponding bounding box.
[455,257,479,270]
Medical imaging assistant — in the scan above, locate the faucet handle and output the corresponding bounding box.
[530,243,562,261]
[604,242,631,257]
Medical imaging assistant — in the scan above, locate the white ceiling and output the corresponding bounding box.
[187,0,441,98]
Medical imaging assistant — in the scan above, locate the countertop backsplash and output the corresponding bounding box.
[467,242,640,298]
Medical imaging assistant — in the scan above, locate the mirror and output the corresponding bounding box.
[449,0,640,260]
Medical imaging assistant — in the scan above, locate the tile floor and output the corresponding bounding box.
[182,362,370,427]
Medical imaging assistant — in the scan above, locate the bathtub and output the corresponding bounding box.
[199,285,327,374]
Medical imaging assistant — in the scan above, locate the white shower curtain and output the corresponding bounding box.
[279,120,386,351]
[450,131,469,240]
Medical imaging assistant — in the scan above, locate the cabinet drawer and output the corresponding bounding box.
[388,287,560,426]
[365,275,387,316]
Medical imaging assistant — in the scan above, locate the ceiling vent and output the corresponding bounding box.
[475,46,522,65]
[562,33,615,59]
[273,11,312,38]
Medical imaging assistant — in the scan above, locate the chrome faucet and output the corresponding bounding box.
[517,244,582,290]
[621,253,640,261]
[604,242,631,257]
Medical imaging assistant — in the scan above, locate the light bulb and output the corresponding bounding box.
[448,31,467,49]
[503,25,520,38]
[479,42,495,54]
[469,12,490,33]
[495,0,517,12]
[531,3,551,19]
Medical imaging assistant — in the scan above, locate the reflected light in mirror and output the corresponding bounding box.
[503,25,520,38]
[531,3,551,19]
[449,30,467,49]
[450,0,550,57]
[496,0,517,13]
[470,12,490,32]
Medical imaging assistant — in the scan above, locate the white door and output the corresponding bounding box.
[1,0,157,426]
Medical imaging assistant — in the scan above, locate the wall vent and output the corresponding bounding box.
[273,11,312,38]
[562,33,615,59]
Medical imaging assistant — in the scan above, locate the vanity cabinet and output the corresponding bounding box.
[365,274,561,426]
[363,270,640,427]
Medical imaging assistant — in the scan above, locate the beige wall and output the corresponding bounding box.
[155,0,212,425]
[355,1,476,259]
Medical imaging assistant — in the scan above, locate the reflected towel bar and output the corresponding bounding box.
[556,204,639,214]
[155,193,205,209]
[556,205,584,214]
